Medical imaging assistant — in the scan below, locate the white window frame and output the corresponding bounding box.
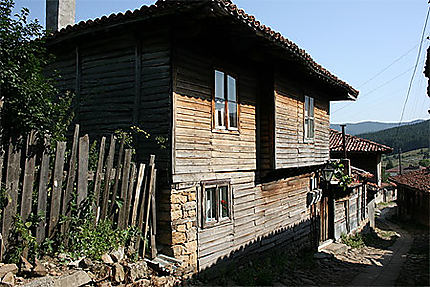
[214,70,238,131]
[201,180,232,228]
[304,95,315,140]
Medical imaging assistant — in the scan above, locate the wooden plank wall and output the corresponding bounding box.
[274,72,330,169]
[173,46,316,270]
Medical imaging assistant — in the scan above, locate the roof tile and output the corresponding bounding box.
[329,129,393,153]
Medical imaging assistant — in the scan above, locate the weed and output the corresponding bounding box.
[341,233,364,248]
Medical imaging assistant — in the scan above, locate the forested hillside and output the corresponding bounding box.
[330,119,424,135]
[358,120,430,154]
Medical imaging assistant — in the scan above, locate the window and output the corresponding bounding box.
[201,180,232,227]
[304,95,314,140]
[214,70,238,130]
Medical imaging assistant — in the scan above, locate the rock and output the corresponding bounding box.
[79,258,94,269]
[67,258,82,268]
[33,259,48,277]
[127,261,148,282]
[1,272,15,286]
[96,282,112,287]
[113,263,125,283]
[0,265,17,278]
[111,247,125,263]
[53,270,91,287]
[101,254,114,264]
[21,256,33,273]
[90,264,111,282]
[21,276,55,287]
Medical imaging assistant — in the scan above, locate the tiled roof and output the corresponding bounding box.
[47,0,358,98]
[329,129,393,153]
[389,168,430,192]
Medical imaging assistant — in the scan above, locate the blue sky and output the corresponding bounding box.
[13,0,430,124]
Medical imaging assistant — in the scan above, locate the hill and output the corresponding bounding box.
[358,120,430,154]
[330,119,424,135]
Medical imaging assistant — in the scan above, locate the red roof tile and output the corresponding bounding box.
[329,129,393,153]
[389,168,430,192]
[47,0,358,98]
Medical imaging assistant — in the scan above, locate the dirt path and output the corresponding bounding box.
[349,206,413,286]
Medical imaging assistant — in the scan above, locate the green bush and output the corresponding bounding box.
[341,233,364,249]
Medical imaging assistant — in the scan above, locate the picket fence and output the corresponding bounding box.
[0,124,158,260]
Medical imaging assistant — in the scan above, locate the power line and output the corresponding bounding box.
[357,43,419,89]
[396,5,430,139]
[332,63,420,114]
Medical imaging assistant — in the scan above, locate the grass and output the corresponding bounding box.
[341,233,365,249]
[382,147,429,169]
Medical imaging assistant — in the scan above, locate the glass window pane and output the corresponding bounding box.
[215,99,225,128]
[304,96,309,117]
[206,187,216,222]
[219,186,229,218]
[309,119,314,138]
[309,97,314,118]
[215,71,225,100]
[304,118,309,138]
[227,75,236,102]
[228,102,238,128]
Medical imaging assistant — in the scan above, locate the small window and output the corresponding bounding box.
[214,70,238,130]
[304,95,314,140]
[201,180,232,227]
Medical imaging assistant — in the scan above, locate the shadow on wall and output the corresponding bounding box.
[179,217,374,286]
[194,217,321,281]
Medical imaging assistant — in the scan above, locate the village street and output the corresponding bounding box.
[194,203,429,286]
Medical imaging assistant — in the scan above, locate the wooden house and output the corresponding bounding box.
[390,168,430,227]
[46,0,358,272]
[329,129,392,186]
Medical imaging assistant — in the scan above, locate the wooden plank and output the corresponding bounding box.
[150,169,157,259]
[131,163,145,225]
[118,149,132,229]
[77,135,89,208]
[36,137,50,245]
[93,136,106,221]
[142,158,156,258]
[100,135,115,220]
[2,140,22,251]
[109,137,125,215]
[20,131,36,222]
[126,162,137,226]
[136,155,155,251]
[49,141,66,237]
[62,124,79,233]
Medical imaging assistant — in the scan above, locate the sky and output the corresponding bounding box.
[13,0,430,124]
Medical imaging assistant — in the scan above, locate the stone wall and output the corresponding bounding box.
[170,184,198,274]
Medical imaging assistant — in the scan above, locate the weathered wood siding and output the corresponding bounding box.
[172,46,318,270]
[274,73,330,169]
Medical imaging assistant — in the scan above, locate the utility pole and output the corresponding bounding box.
[398,148,402,175]
[341,124,347,159]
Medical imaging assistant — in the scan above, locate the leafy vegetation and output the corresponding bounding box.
[341,233,365,249]
[0,0,73,142]
[358,120,430,154]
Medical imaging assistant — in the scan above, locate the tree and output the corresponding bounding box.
[386,158,394,170]
[0,0,73,142]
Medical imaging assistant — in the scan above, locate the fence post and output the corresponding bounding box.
[100,135,116,221]
[36,136,50,245]
[77,135,89,208]
[62,124,79,233]
[49,141,66,237]
[21,131,37,223]
[118,149,132,229]
[93,136,106,222]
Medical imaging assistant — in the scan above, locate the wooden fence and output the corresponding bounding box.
[0,125,158,260]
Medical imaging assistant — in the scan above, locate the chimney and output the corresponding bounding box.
[46,0,76,32]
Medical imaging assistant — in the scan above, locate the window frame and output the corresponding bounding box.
[304,95,315,141]
[201,179,232,228]
[213,69,239,132]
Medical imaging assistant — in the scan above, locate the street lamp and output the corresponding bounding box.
[321,164,335,182]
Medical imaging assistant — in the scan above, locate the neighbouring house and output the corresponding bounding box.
[329,129,393,186]
[390,168,430,227]
[46,0,360,273]
[386,165,426,177]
